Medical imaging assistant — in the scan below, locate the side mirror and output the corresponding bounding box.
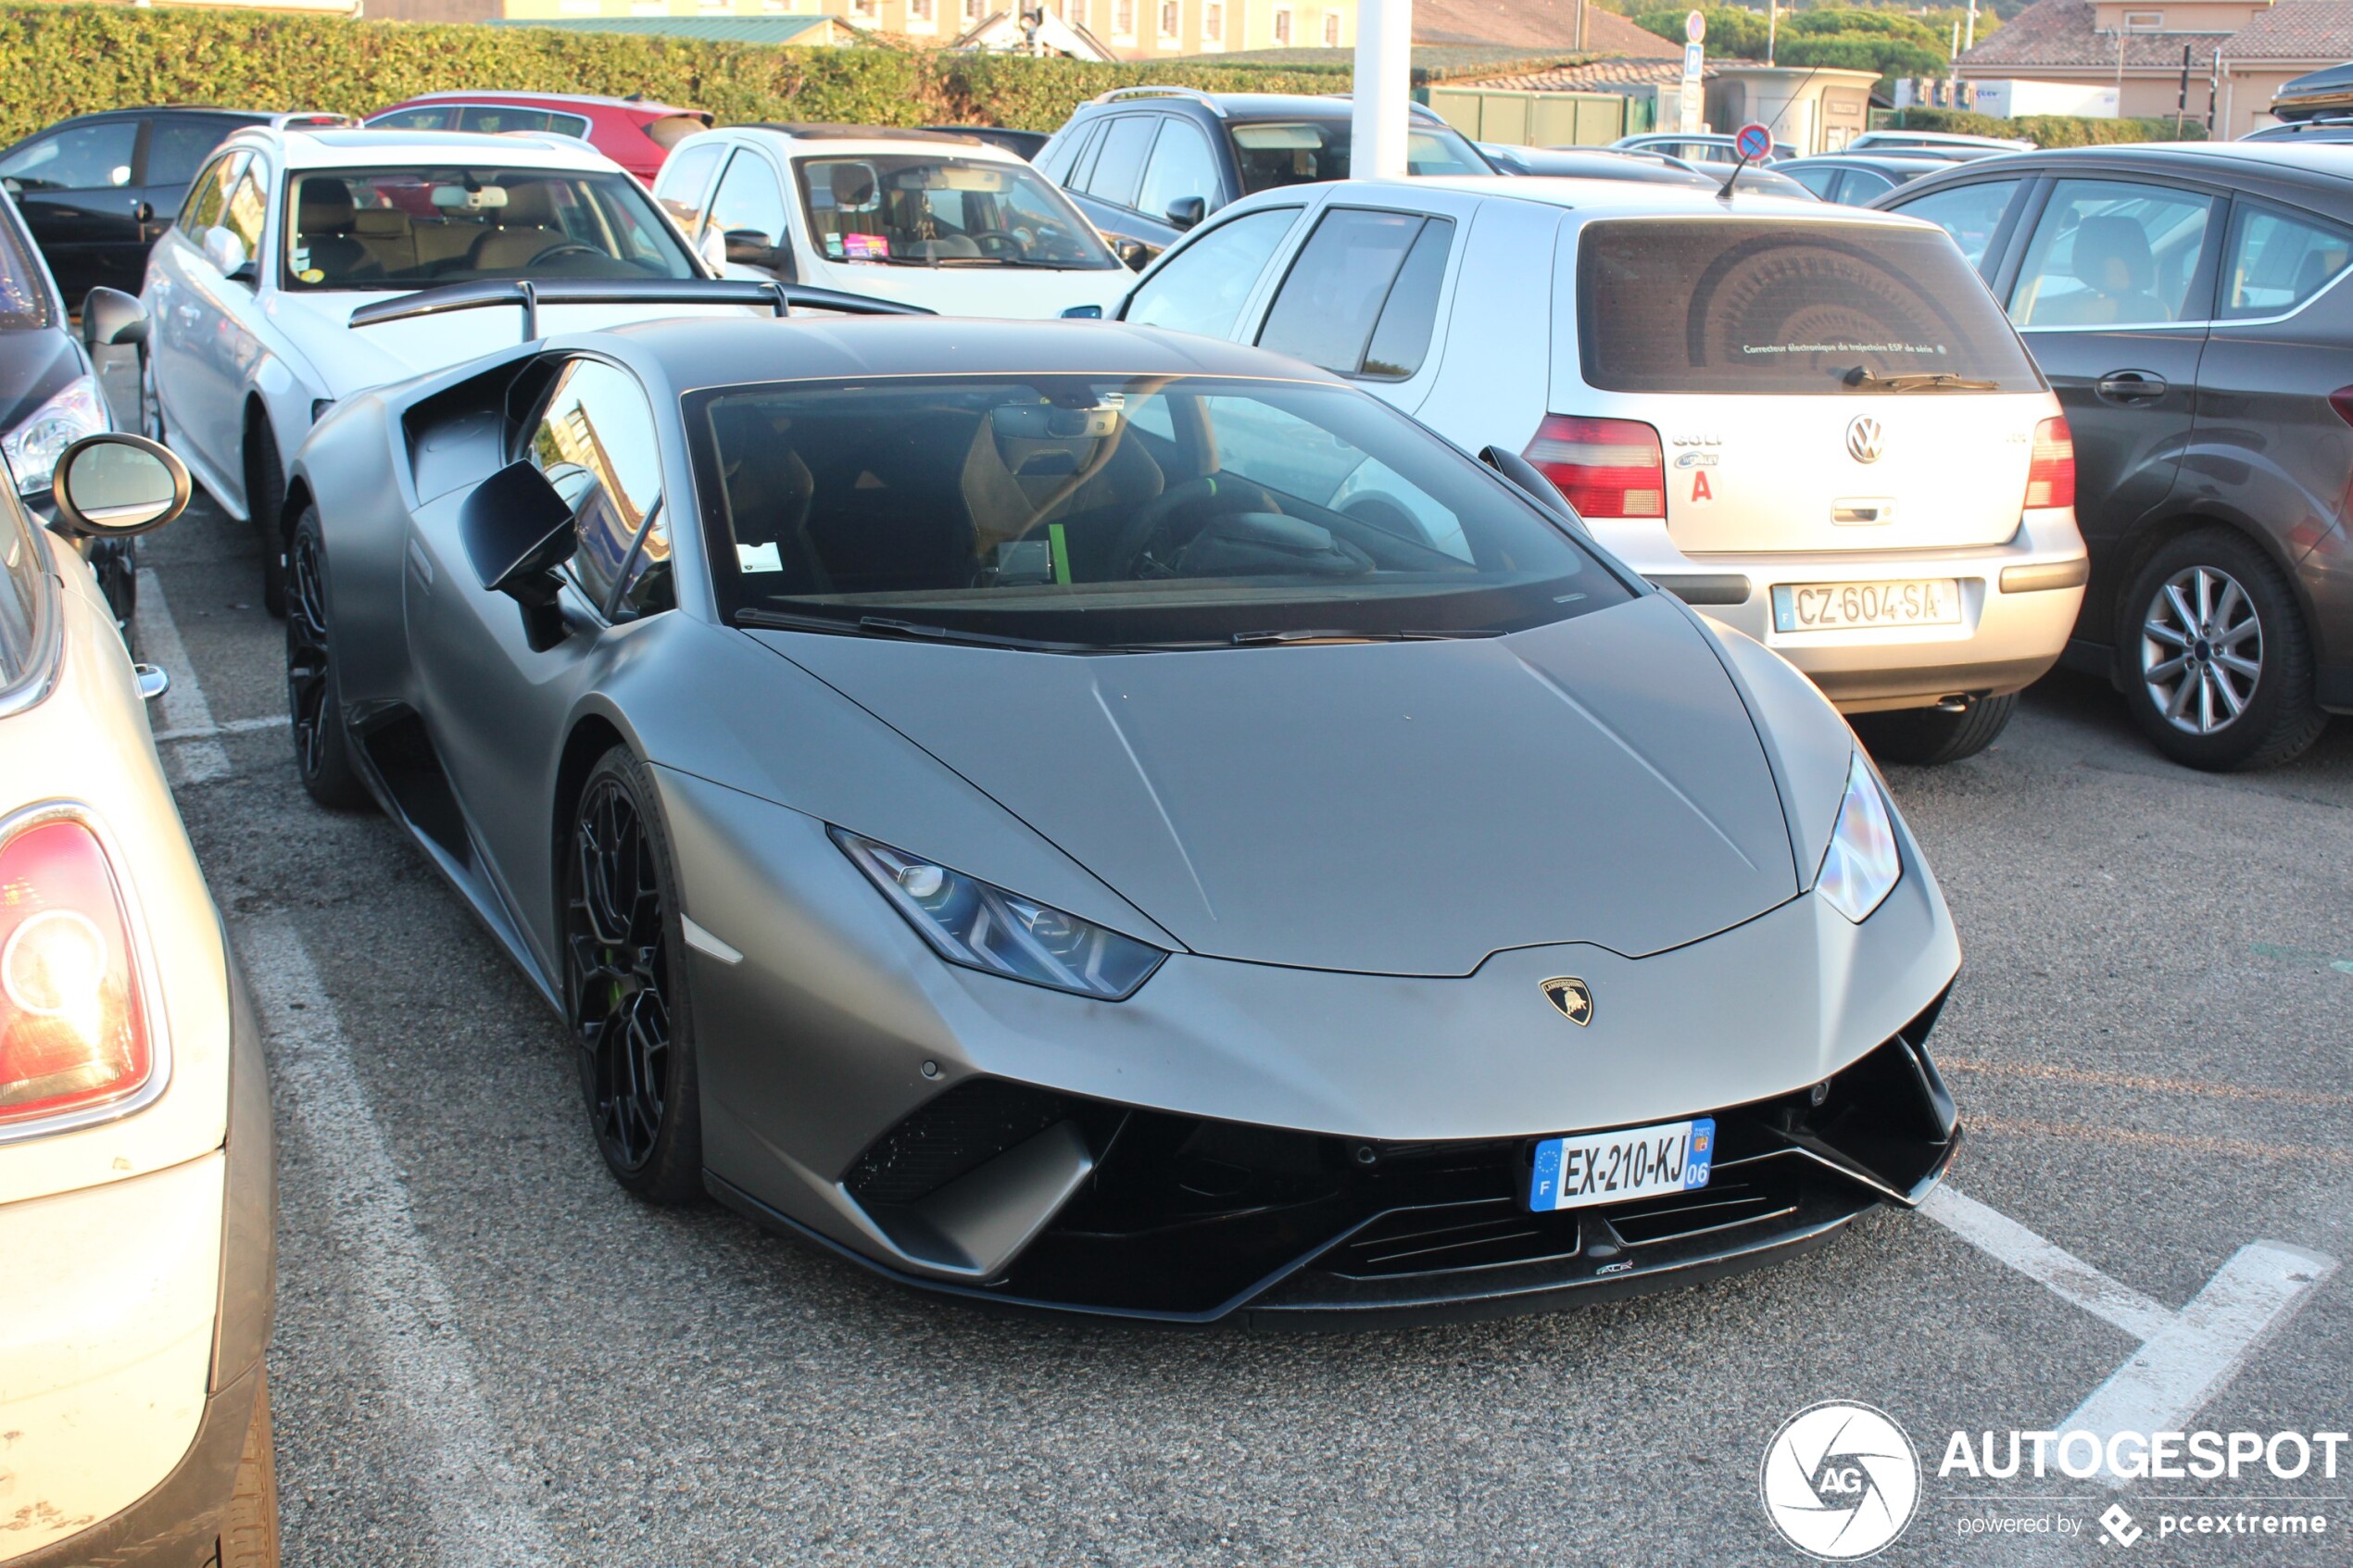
[724,229,780,270]
[81,286,150,349]
[50,433,192,538]
[1164,195,1205,232]
[1114,238,1151,271]
[1478,445,1588,535]
[459,459,577,651]
[200,226,255,283]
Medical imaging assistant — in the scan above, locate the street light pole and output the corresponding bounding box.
[1353,0,1413,179]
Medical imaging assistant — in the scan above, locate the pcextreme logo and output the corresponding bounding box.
[1760,1401,1921,1560]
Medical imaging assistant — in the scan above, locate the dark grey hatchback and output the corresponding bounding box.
[1881,143,2353,769]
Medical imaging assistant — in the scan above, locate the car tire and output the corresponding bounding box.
[2119,528,2327,771]
[284,507,371,809]
[1850,693,2016,766]
[565,746,705,1205]
[220,1369,281,1568]
[247,417,288,619]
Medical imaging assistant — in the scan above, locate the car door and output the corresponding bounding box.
[180,151,274,492]
[408,356,673,937]
[148,151,244,478]
[1068,114,1175,256]
[1121,203,1307,341]
[1881,171,2032,276]
[1241,198,1468,420]
[1994,174,2222,630]
[1133,114,1224,235]
[651,138,726,242]
[0,118,142,306]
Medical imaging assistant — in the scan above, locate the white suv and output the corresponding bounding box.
[1118,176,2089,761]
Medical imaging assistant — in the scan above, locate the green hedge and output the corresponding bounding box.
[0,3,1354,146]
[1878,107,2210,146]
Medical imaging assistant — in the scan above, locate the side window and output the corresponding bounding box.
[1258,208,1454,381]
[529,360,673,618]
[2221,202,2353,320]
[456,106,580,136]
[1840,169,1896,204]
[1037,119,1096,184]
[1125,206,1300,337]
[0,120,136,193]
[1785,165,1842,200]
[706,150,790,270]
[2009,179,2218,329]
[221,160,269,260]
[657,142,725,234]
[1136,119,1219,221]
[1083,116,1158,208]
[177,151,240,232]
[145,117,234,193]
[1892,178,2022,272]
[371,107,459,132]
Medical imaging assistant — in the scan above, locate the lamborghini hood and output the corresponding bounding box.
[753,594,1800,976]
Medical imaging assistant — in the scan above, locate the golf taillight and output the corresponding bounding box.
[1524,416,1665,519]
[0,819,149,1127]
[2024,417,2075,510]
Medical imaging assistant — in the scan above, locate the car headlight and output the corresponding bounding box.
[1,375,108,495]
[1816,751,1902,923]
[834,830,1165,999]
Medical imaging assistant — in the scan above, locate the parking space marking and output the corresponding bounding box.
[1922,1186,2177,1341]
[1943,1059,2353,1111]
[153,714,290,743]
[131,568,230,784]
[237,917,560,1566]
[1970,1116,2353,1168]
[2061,1243,2338,1489]
[2249,941,2353,977]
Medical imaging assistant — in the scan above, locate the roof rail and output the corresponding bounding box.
[1089,86,1227,117]
[270,111,359,130]
[347,277,931,343]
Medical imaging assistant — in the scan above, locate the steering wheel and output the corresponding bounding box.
[526,241,603,267]
[1109,474,1279,576]
[966,229,1019,257]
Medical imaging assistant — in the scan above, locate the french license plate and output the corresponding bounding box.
[1527,1117,1716,1212]
[1772,579,1961,633]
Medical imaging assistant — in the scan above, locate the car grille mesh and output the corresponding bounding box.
[844,1079,1078,1207]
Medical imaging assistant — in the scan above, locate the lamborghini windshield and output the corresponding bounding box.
[281,167,698,291]
[793,154,1118,270]
[692,374,1629,649]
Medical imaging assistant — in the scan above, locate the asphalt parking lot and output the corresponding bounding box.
[127,470,2352,1566]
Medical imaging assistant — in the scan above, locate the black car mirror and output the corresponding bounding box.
[1114,238,1151,271]
[49,433,191,538]
[459,459,577,650]
[1478,445,1588,536]
[81,286,150,349]
[1164,195,1206,231]
[724,229,779,269]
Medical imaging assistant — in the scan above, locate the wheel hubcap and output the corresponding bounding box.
[2140,564,2261,735]
[284,530,332,778]
[567,780,670,1172]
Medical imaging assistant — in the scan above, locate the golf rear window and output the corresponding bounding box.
[1576,219,2042,395]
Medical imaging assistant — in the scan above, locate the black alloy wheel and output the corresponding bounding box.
[283,507,369,809]
[565,747,703,1203]
[2119,528,2327,771]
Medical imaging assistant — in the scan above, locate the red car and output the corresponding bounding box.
[364,92,711,185]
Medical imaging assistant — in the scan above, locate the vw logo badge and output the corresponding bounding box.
[1540,976,1592,1025]
[1845,416,1885,465]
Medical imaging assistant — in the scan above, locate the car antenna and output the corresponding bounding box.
[1718,121,1774,204]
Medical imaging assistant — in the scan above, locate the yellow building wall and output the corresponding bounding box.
[499,0,1352,56]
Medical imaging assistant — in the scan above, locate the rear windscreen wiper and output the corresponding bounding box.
[736,608,1087,652]
[1843,368,2000,392]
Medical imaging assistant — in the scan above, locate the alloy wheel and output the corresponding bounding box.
[2139,563,2262,735]
[568,778,673,1173]
[284,527,333,781]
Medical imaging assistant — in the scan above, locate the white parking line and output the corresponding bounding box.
[1923,1186,2338,1485]
[131,568,230,784]
[236,918,560,1566]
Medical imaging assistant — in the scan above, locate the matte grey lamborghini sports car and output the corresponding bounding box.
[284,313,1964,1325]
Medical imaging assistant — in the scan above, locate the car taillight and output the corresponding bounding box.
[1523,416,1665,519]
[2024,417,2075,510]
[0,818,150,1127]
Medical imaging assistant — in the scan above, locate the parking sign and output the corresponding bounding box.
[1734,122,1773,161]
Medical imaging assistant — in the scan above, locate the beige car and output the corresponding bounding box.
[0,433,276,1567]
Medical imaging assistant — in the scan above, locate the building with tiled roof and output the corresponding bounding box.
[1956,0,2353,136]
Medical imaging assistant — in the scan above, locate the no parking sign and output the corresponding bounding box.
[1734,122,1773,162]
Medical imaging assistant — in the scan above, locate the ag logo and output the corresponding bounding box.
[1760,1400,1919,1560]
[1539,976,1592,1025]
[1845,416,1885,465]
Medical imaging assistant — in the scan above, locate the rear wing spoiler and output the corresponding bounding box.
[347,278,932,340]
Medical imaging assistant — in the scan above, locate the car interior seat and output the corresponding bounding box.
[467,182,570,270]
[960,401,1165,581]
[2040,215,2170,324]
[293,179,373,282]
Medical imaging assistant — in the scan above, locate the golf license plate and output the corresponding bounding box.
[1772,579,1961,633]
[1527,1117,1716,1212]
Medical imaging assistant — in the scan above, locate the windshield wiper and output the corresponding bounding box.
[736,608,1088,652]
[1842,368,1999,392]
[1228,627,1506,646]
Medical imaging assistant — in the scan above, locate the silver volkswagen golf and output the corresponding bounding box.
[1120,177,2091,764]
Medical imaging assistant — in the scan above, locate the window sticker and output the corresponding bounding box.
[843,232,891,262]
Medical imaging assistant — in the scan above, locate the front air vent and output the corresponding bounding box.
[844,1078,1080,1206]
